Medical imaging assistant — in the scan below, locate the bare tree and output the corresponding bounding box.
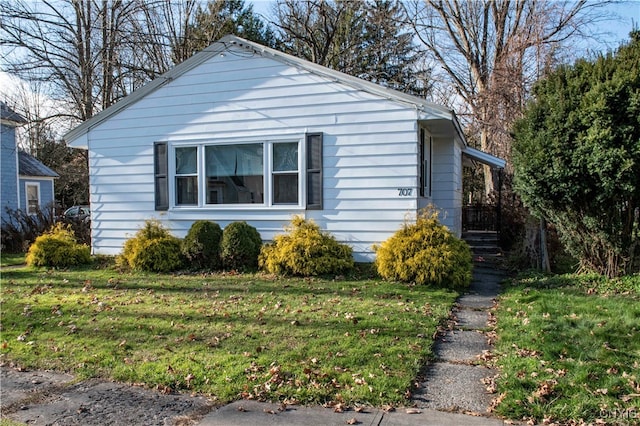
[405,0,611,194]
[1,0,276,122]
[274,0,365,67]
[274,0,426,95]
[0,0,149,121]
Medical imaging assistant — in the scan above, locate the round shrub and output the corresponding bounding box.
[26,223,91,267]
[128,236,183,273]
[259,216,354,276]
[374,208,472,289]
[182,220,222,270]
[220,221,262,271]
[119,220,183,272]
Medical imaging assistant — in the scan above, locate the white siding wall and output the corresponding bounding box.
[430,136,459,235]
[86,48,425,261]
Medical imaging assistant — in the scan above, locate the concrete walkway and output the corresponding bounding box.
[411,265,504,416]
[1,266,513,426]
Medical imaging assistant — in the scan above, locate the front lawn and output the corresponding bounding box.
[0,263,457,407]
[0,253,26,268]
[493,273,640,424]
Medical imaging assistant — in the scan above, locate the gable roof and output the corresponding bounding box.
[1,101,27,126]
[64,35,462,147]
[18,151,59,178]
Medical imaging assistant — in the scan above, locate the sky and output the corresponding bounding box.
[249,0,640,52]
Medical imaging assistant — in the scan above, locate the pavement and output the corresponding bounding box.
[1,264,514,425]
[0,368,508,426]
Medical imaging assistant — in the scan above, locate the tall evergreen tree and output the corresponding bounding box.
[274,0,427,96]
[512,32,640,277]
[178,0,275,63]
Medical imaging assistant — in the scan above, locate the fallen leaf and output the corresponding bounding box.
[185,373,195,385]
[156,384,171,394]
[346,418,359,425]
[621,393,640,402]
[263,408,277,414]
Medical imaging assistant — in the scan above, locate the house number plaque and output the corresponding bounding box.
[397,188,413,196]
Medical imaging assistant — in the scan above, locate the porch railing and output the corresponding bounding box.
[462,204,500,231]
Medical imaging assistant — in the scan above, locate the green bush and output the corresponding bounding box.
[26,223,91,267]
[118,220,183,272]
[374,208,472,289]
[259,216,354,276]
[220,221,262,271]
[182,220,222,270]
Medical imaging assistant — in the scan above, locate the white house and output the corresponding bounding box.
[64,35,504,262]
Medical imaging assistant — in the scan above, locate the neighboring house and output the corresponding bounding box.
[64,35,504,261]
[1,101,59,224]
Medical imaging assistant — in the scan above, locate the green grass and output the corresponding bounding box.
[0,418,27,426]
[0,262,457,406]
[0,253,26,268]
[493,272,640,424]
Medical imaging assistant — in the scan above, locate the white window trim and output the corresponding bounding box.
[270,141,302,206]
[25,181,41,215]
[169,135,306,210]
[173,145,199,206]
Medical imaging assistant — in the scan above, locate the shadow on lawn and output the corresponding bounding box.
[0,264,446,301]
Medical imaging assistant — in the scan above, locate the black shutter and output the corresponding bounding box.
[428,135,432,197]
[154,142,169,210]
[419,128,425,197]
[306,132,323,210]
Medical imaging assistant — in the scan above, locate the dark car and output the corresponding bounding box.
[63,205,90,223]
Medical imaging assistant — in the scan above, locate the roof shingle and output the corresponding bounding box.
[18,151,59,178]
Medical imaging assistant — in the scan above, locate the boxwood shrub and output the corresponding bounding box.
[220,221,262,271]
[182,220,222,270]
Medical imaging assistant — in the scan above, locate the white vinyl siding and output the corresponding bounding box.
[80,44,460,261]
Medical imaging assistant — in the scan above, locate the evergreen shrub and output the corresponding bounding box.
[220,221,262,271]
[182,220,222,270]
[26,223,91,267]
[118,220,183,272]
[259,216,354,276]
[374,208,472,289]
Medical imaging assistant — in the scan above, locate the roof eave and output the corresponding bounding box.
[462,146,506,169]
